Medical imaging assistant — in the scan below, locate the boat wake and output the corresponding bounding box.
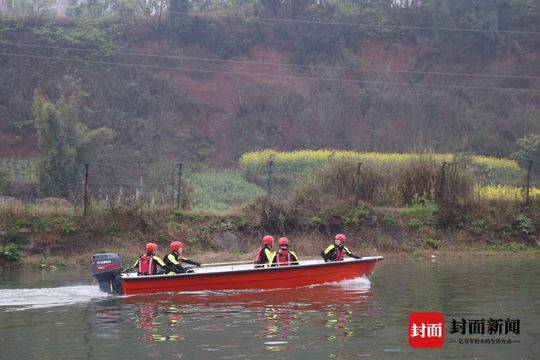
[0,285,108,311]
[330,276,372,290]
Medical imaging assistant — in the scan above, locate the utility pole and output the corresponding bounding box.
[354,162,362,207]
[176,162,183,211]
[526,160,533,206]
[267,160,274,204]
[83,163,89,215]
[437,162,447,204]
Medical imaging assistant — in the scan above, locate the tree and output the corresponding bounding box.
[0,166,10,193]
[169,0,190,13]
[33,82,115,198]
[168,0,192,34]
[256,0,320,18]
[66,0,115,17]
[4,0,55,18]
[512,134,540,176]
[135,0,168,24]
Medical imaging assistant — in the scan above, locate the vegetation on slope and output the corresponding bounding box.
[0,0,539,199]
[1,151,538,266]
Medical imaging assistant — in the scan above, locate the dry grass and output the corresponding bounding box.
[1,166,538,269]
[292,155,474,209]
[396,155,437,204]
[243,196,301,234]
[240,150,522,189]
[0,202,75,229]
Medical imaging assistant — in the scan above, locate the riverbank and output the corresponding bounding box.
[11,247,540,272]
[1,198,538,269]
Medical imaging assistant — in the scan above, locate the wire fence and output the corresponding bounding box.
[0,154,537,213]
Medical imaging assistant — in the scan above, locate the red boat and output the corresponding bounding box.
[91,254,383,295]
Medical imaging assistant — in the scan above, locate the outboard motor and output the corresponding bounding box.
[92,253,123,295]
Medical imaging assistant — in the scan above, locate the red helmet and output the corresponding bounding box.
[170,241,183,251]
[335,234,347,242]
[145,242,158,252]
[263,235,274,245]
[278,237,289,246]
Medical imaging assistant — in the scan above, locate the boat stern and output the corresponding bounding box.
[92,253,124,294]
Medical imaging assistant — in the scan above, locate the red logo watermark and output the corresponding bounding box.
[408,312,445,348]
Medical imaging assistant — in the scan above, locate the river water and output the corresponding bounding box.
[0,256,538,359]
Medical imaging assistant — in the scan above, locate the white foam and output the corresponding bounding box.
[334,276,372,290]
[0,285,108,311]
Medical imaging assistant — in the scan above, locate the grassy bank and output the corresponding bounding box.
[1,152,538,269]
[1,198,538,269]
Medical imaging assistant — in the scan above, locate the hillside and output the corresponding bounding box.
[0,0,539,194]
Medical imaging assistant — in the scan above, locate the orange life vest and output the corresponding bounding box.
[138,255,155,275]
[276,249,292,266]
[335,246,345,261]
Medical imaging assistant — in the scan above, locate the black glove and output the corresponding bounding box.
[183,259,201,267]
[352,255,362,259]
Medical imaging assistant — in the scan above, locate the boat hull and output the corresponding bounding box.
[121,257,382,295]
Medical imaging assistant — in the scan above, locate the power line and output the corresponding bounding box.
[1,40,538,80]
[1,50,539,93]
[171,10,540,36]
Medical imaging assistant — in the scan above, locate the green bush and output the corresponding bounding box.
[109,222,121,235]
[399,202,437,218]
[341,206,370,227]
[381,213,396,228]
[36,257,48,269]
[61,222,78,236]
[307,216,322,228]
[5,227,29,245]
[486,242,528,252]
[407,219,421,230]
[426,215,439,227]
[468,219,489,235]
[501,223,514,236]
[11,218,29,229]
[216,221,238,232]
[31,217,54,231]
[35,257,67,269]
[422,238,441,250]
[0,244,23,262]
[514,215,533,235]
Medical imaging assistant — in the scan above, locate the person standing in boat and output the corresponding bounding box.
[271,237,300,267]
[254,235,275,268]
[321,234,362,262]
[133,242,169,275]
[163,241,201,274]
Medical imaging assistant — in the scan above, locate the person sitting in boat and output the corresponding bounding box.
[163,241,201,274]
[321,234,361,262]
[133,242,169,275]
[254,235,275,268]
[271,237,300,267]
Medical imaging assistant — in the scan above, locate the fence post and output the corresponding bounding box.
[526,160,533,206]
[267,160,274,204]
[83,163,89,215]
[176,162,183,211]
[354,162,362,207]
[437,162,447,204]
